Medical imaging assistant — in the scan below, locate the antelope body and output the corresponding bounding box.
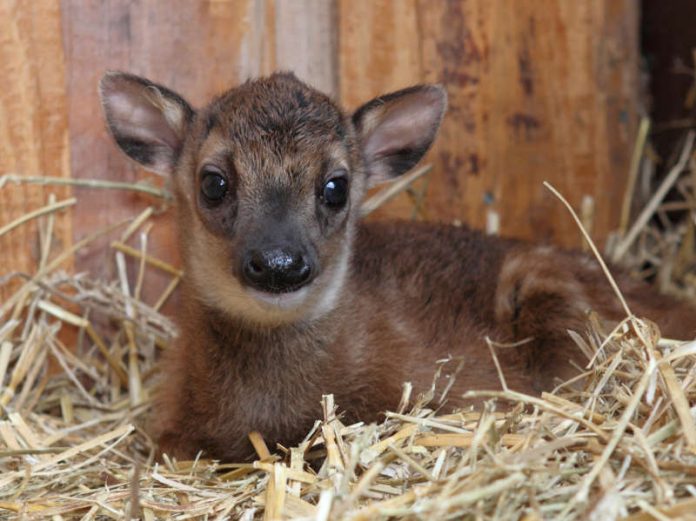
[100,72,695,462]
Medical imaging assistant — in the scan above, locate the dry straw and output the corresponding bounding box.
[2,121,696,520]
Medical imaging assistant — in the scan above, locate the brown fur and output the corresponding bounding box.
[99,72,696,462]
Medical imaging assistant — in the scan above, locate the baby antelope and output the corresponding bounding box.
[100,71,695,462]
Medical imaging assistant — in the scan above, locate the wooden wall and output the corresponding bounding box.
[0,0,639,302]
[0,2,72,285]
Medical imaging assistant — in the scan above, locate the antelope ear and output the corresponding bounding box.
[99,71,194,176]
[352,85,446,187]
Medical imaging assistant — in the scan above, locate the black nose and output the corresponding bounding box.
[243,248,313,293]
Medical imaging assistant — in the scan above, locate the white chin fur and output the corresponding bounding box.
[246,286,310,310]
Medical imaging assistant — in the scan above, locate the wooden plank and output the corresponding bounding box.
[338,0,421,107]
[0,1,72,299]
[414,0,489,227]
[338,0,424,220]
[478,0,638,247]
[423,0,639,246]
[275,0,338,96]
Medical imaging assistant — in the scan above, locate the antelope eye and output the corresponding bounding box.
[200,168,228,203]
[322,176,348,209]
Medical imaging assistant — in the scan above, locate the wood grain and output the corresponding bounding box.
[0,1,72,299]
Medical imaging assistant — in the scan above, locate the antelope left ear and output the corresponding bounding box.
[352,85,447,187]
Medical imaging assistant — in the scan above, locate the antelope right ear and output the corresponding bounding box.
[352,85,446,187]
[99,72,194,176]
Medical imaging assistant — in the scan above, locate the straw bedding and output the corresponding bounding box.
[1,137,696,520]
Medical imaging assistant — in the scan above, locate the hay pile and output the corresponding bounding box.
[2,146,696,520]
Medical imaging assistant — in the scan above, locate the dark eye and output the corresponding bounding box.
[200,168,228,203]
[322,176,348,209]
